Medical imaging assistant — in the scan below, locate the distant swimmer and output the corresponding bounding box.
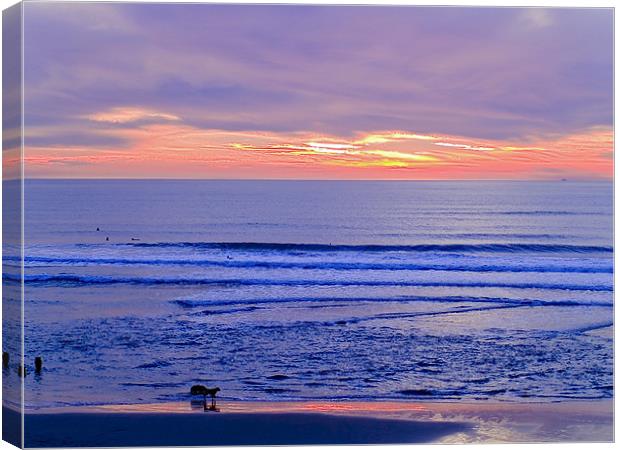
[106,237,110,241]
[96,227,100,231]
[131,238,140,241]
[227,255,232,260]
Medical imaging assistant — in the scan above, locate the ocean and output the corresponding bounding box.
[8,180,614,409]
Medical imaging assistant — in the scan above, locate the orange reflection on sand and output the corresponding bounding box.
[88,400,430,416]
[300,401,428,413]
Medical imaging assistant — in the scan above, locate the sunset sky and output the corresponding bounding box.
[18,4,613,180]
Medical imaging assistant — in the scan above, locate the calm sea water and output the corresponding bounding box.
[8,180,614,409]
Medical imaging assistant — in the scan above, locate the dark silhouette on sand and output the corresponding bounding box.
[190,385,221,411]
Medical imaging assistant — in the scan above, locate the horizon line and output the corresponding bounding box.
[13,177,614,182]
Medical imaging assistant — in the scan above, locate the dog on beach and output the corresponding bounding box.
[190,385,221,411]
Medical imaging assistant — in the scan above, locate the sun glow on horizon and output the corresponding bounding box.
[14,106,613,180]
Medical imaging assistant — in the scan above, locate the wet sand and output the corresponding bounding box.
[6,400,613,447]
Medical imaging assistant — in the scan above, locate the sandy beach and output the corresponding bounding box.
[5,400,612,447]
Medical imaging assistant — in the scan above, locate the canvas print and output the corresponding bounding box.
[2,2,614,447]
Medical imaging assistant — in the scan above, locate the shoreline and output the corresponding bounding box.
[17,398,615,415]
[7,399,613,446]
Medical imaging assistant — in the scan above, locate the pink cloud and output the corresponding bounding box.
[24,118,612,180]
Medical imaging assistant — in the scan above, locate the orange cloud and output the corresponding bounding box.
[85,107,180,124]
[353,132,439,145]
[23,110,613,180]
